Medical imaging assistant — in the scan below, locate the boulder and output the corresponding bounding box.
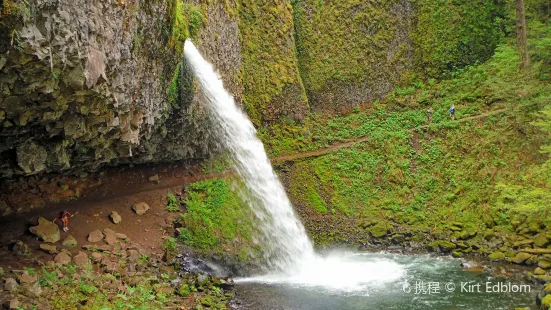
[23,282,42,297]
[148,174,160,182]
[40,243,57,254]
[18,272,37,285]
[115,233,128,239]
[535,267,547,275]
[29,217,60,243]
[54,251,71,266]
[539,259,551,269]
[62,235,78,247]
[489,251,506,261]
[88,230,104,243]
[132,202,150,215]
[103,228,117,246]
[511,252,532,264]
[542,294,551,309]
[513,239,534,248]
[4,278,19,292]
[12,241,31,257]
[73,251,91,267]
[109,211,122,224]
[91,252,103,263]
[8,298,20,309]
[534,234,550,248]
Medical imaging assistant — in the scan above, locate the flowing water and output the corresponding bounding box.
[183,41,537,309]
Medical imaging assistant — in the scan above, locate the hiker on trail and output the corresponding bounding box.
[450,104,456,120]
[426,107,433,122]
[53,210,73,232]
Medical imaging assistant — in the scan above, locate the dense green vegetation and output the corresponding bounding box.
[177,178,260,260]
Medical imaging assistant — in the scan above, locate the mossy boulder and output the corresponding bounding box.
[511,252,533,264]
[539,259,551,269]
[368,222,392,238]
[428,240,456,253]
[452,250,463,258]
[534,234,550,248]
[541,294,551,309]
[488,251,506,261]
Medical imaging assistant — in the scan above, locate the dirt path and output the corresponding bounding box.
[272,108,508,163]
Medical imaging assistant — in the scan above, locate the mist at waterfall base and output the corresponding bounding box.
[183,41,536,309]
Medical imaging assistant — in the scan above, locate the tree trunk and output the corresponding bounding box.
[515,0,530,68]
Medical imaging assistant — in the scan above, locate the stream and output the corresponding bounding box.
[233,252,538,310]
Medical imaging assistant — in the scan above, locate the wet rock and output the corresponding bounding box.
[73,251,91,267]
[88,230,105,243]
[29,217,60,243]
[62,235,78,247]
[40,243,57,254]
[110,211,122,224]
[54,251,71,266]
[452,250,463,258]
[511,252,532,264]
[12,240,31,257]
[4,278,19,292]
[429,240,456,253]
[17,140,48,175]
[18,272,37,285]
[132,202,150,215]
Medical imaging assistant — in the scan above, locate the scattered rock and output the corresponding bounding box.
[91,252,103,263]
[54,251,71,266]
[29,217,60,243]
[127,250,140,263]
[110,211,122,224]
[12,240,31,257]
[115,233,128,239]
[8,297,20,309]
[62,235,78,247]
[40,243,57,254]
[103,228,117,246]
[132,202,150,215]
[18,272,37,284]
[88,230,105,243]
[4,278,19,292]
[148,174,160,182]
[23,282,42,297]
[513,239,534,248]
[73,251,91,267]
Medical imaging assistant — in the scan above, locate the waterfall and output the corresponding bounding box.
[183,40,315,272]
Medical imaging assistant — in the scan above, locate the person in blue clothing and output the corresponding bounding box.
[450,104,456,120]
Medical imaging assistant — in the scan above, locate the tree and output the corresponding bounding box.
[515,0,531,68]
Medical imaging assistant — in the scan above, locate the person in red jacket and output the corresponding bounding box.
[53,210,73,232]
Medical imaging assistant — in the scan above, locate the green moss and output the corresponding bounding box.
[288,162,328,213]
[237,0,308,124]
[179,178,258,256]
[166,0,206,55]
[412,0,508,78]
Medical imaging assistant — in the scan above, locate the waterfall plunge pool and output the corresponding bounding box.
[232,252,538,310]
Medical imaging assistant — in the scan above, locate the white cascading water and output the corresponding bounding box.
[184,40,405,291]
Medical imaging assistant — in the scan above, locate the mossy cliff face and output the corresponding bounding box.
[292,0,414,113]
[0,0,507,180]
